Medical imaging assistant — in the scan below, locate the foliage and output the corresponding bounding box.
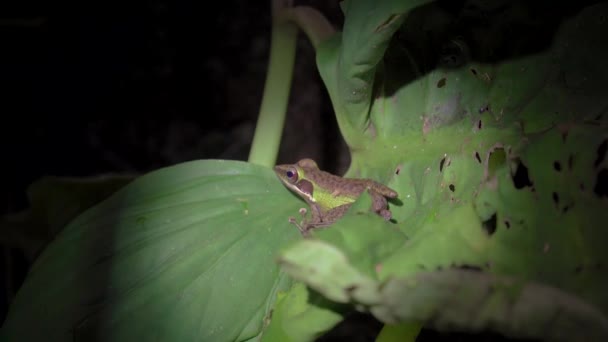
[2,1,608,341]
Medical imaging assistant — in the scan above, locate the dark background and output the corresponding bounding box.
[0,0,348,215]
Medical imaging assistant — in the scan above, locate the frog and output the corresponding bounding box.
[273,158,398,234]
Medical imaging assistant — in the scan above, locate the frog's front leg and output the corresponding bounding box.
[368,189,392,220]
[309,203,323,225]
[288,208,308,234]
[288,204,324,236]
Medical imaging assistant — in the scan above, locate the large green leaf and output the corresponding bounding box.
[281,0,608,340]
[0,160,302,342]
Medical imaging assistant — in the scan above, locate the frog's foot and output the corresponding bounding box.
[367,189,392,220]
[379,209,392,221]
[288,215,313,236]
[288,216,306,233]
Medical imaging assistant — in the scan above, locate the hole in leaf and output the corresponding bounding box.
[513,159,533,189]
[449,184,455,192]
[395,165,402,175]
[482,213,497,236]
[475,151,482,163]
[553,161,561,171]
[562,203,572,213]
[439,157,446,172]
[437,78,446,88]
[478,119,483,129]
[504,220,511,229]
[552,192,560,205]
[594,139,607,168]
[568,155,574,170]
[479,105,489,114]
[470,68,478,76]
[594,168,608,198]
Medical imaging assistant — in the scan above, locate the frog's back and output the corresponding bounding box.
[295,158,398,198]
[308,169,398,199]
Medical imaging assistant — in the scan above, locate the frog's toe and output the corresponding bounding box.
[379,209,392,221]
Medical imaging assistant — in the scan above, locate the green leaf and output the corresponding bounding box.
[291,1,608,340]
[259,283,344,342]
[316,0,434,145]
[0,160,302,342]
[371,269,608,341]
[0,174,136,261]
[278,192,407,305]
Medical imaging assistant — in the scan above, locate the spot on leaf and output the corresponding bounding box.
[553,161,562,171]
[552,192,560,206]
[475,151,482,163]
[345,284,358,293]
[452,264,483,272]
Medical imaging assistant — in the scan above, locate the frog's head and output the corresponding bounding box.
[273,159,319,203]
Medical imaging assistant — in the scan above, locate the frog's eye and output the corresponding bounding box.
[286,168,298,183]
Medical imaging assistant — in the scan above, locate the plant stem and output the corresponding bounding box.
[248,0,298,167]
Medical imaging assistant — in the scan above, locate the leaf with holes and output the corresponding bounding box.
[282,1,608,340]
